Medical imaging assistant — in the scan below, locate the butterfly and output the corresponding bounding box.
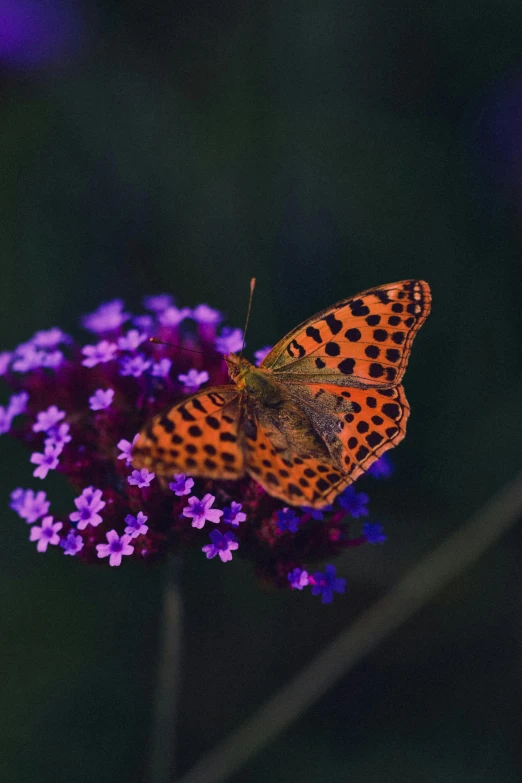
[132,280,431,508]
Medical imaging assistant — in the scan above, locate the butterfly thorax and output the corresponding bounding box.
[226,354,282,406]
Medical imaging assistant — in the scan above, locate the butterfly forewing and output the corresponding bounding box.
[132,387,244,479]
[261,280,431,388]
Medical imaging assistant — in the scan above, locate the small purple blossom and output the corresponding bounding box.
[89,388,115,411]
[158,306,192,327]
[11,344,45,372]
[32,327,70,348]
[30,444,62,479]
[223,501,247,527]
[254,346,272,366]
[96,530,134,566]
[7,391,29,417]
[177,368,209,391]
[276,507,301,533]
[10,488,50,523]
[32,405,65,433]
[81,340,118,368]
[338,486,369,518]
[215,327,244,355]
[363,522,387,544]
[119,354,151,377]
[192,304,222,324]
[117,435,139,466]
[0,406,12,434]
[310,564,346,604]
[39,350,64,369]
[169,474,194,496]
[288,568,309,590]
[128,468,155,488]
[144,294,173,312]
[301,505,333,521]
[133,315,154,332]
[0,351,12,375]
[29,516,63,553]
[151,358,172,378]
[202,530,238,562]
[82,300,130,333]
[44,422,72,450]
[182,494,223,528]
[69,486,106,529]
[60,531,84,556]
[117,330,148,351]
[124,511,149,539]
[367,453,394,479]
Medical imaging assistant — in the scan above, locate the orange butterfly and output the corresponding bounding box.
[132,280,431,508]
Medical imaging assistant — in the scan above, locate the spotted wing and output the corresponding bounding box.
[244,383,409,508]
[261,280,431,388]
[132,387,244,479]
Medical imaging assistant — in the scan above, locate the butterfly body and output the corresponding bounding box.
[132,280,431,507]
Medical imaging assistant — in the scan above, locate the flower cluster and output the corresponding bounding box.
[2,295,392,602]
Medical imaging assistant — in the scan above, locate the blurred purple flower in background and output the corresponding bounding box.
[0,0,82,68]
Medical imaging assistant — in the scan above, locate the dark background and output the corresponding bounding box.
[1,1,522,781]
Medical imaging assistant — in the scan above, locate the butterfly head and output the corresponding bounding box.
[225,353,253,388]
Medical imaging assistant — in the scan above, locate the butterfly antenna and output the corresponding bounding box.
[149,337,203,356]
[239,277,256,358]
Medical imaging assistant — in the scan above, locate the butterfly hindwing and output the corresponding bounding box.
[132,386,244,479]
[261,280,431,388]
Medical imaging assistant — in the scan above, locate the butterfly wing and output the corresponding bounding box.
[243,382,409,507]
[261,280,431,387]
[132,387,245,479]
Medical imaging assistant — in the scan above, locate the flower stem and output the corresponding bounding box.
[174,470,522,783]
[147,555,184,783]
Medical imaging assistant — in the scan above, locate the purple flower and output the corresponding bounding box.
[215,327,244,355]
[276,507,301,533]
[10,488,50,523]
[143,294,173,312]
[96,530,134,566]
[202,529,238,562]
[363,522,387,544]
[69,486,105,529]
[169,474,194,496]
[89,388,115,411]
[158,306,192,327]
[44,422,71,450]
[128,468,155,488]
[7,391,29,417]
[223,501,247,527]
[117,435,139,466]
[338,486,369,518]
[119,354,151,377]
[30,444,62,479]
[60,531,84,556]
[367,453,394,479]
[151,358,172,378]
[310,564,346,604]
[0,406,12,434]
[177,368,209,391]
[40,350,64,369]
[32,405,66,433]
[82,300,130,333]
[117,330,148,351]
[182,494,223,528]
[124,511,149,539]
[254,346,272,366]
[81,340,118,368]
[29,516,63,553]
[301,505,333,521]
[133,315,154,332]
[0,351,12,375]
[32,327,70,348]
[192,304,222,324]
[288,567,309,590]
[11,344,45,372]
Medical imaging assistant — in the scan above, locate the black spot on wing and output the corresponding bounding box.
[305,326,322,343]
[324,313,343,335]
